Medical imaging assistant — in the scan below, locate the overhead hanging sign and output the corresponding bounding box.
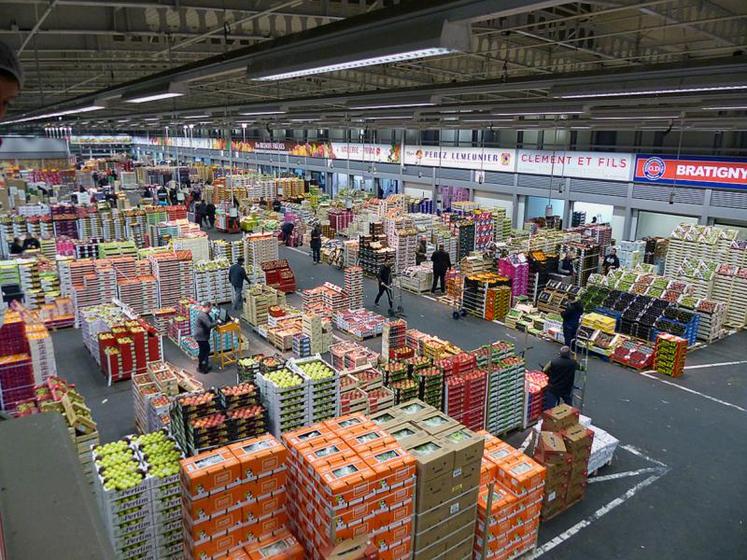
[403,146,515,172]
[70,135,132,145]
[517,150,633,182]
[634,154,747,190]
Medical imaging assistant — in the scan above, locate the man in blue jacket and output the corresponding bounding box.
[561,295,585,347]
[228,257,250,310]
[195,301,218,374]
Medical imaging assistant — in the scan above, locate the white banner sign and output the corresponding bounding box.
[403,146,516,172]
[330,143,401,163]
[71,135,131,145]
[516,150,633,181]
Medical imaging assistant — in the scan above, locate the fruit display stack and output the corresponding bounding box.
[255,366,307,437]
[473,432,546,560]
[288,356,340,423]
[180,434,293,560]
[438,353,486,432]
[92,430,184,560]
[473,210,495,251]
[654,332,688,377]
[329,341,379,372]
[344,265,364,309]
[261,259,297,294]
[498,254,529,300]
[117,274,160,316]
[413,365,443,409]
[382,319,407,361]
[384,401,484,559]
[243,284,286,328]
[243,232,279,271]
[525,370,549,425]
[339,373,369,415]
[484,285,512,321]
[302,312,326,354]
[334,308,386,339]
[532,404,593,520]
[282,414,416,560]
[209,239,244,263]
[484,353,526,436]
[148,251,195,309]
[194,258,232,304]
[358,227,395,277]
[237,356,262,384]
[97,319,163,384]
[610,339,655,370]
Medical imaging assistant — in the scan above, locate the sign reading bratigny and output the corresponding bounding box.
[517,150,633,182]
[403,146,516,172]
[634,154,747,190]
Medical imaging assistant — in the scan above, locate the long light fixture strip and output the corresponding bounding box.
[251,48,454,81]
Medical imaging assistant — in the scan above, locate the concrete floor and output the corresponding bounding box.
[50,234,747,559]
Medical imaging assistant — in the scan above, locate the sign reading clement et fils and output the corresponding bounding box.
[634,155,747,190]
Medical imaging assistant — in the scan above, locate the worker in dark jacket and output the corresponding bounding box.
[543,346,579,409]
[603,248,620,275]
[9,237,24,255]
[310,224,322,264]
[228,257,250,310]
[206,202,216,229]
[430,244,452,294]
[561,295,585,347]
[194,301,219,374]
[415,239,427,265]
[195,200,208,228]
[22,235,40,250]
[375,262,393,309]
[280,221,295,246]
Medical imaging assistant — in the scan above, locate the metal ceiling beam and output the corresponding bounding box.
[17,0,59,55]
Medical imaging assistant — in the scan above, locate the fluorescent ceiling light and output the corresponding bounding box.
[492,111,584,116]
[240,110,285,116]
[183,114,210,119]
[702,105,747,110]
[144,117,160,121]
[124,83,186,104]
[366,115,405,120]
[594,115,679,120]
[350,102,434,110]
[251,48,454,81]
[1,104,104,125]
[556,85,747,99]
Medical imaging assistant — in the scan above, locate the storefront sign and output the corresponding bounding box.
[517,150,633,182]
[634,154,747,190]
[403,146,515,172]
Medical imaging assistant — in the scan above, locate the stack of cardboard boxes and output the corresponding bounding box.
[179,434,295,559]
[282,413,416,560]
[532,404,593,519]
[473,432,545,560]
[371,400,484,560]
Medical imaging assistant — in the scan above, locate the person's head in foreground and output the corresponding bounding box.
[237,256,244,265]
[438,244,444,251]
[0,41,22,119]
[560,346,572,358]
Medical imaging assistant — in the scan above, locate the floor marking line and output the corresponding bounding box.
[588,467,663,484]
[619,444,669,468]
[638,372,746,413]
[532,469,669,557]
[683,360,747,370]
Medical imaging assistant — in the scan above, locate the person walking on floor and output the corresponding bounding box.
[229,257,250,311]
[375,262,393,309]
[281,221,295,247]
[430,244,451,294]
[415,239,427,265]
[543,346,579,409]
[196,200,208,229]
[561,294,585,347]
[206,201,216,229]
[195,301,219,374]
[310,224,322,264]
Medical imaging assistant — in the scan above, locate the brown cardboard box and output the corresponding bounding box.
[417,411,459,436]
[440,426,484,467]
[406,436,454,483]
[387,422,425,449]
[414,506,476,559]
[368,409,402,428]
[561,424,594,454]
[542,404,579,432]
[396,399,432,418]
[416,486,479,528]
[415,465,475,511]
[447,533,475,559]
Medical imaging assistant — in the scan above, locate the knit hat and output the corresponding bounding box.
[0,41,23,86]
[560,346,572,357]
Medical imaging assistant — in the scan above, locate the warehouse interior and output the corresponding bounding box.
[0,2,745,560]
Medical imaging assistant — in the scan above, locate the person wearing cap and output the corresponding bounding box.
[228,257,250,311]
[542,346,579,409]
[194,302,218,374]
[0,41,22,119]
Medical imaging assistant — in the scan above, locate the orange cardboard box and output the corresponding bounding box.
[378,539,411,560]
[184,506,243,540]
[318,457,376,505]
[282,425,336,456]
[243,491,286,524]
[376,480,415,510]
[226,547,251,560]
[234,470,287,504]
[479,456,498,487]
[245,529,304,560]
[229,435,287,480]
[377,500,414,526]
[183,483,243,520]
[186,528,242,559]
[342,426,396,454]
[494,455,546,498]
[484,441,521,468]
[239,510,289,543]
[375,518,411,546]
[181,448,242,497]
